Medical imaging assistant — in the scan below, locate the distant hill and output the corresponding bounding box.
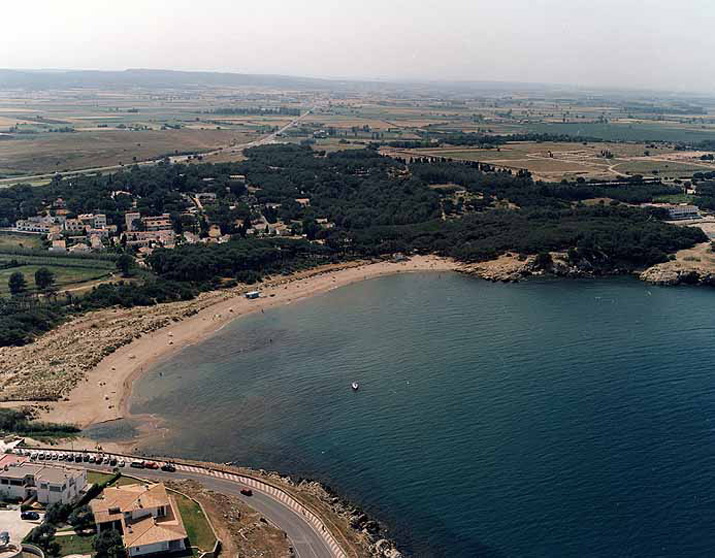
[0,68,569,96]
[0,68,339,90]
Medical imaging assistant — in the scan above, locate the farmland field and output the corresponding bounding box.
[0,253,115,294]
[528,121,715,143]
[0,129,258,176]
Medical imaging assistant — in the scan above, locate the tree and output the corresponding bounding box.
[34,267,55,291]
[8,271,27,295]
[27,523,59,554]
[68,505,95,531]
[94,529,125,558]
[44,502,72,525]
[116,255,135,277]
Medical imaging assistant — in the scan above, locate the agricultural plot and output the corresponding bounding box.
[0,129,258,175]
[0,253,115,294]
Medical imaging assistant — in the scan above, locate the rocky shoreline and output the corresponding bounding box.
[461,247,715,288]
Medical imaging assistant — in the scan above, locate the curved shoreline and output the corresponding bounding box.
[35,255,458,430]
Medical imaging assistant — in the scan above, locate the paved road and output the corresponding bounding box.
[0,108,315,188]
[24,449,342,558]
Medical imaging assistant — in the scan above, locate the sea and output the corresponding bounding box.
[87,273,715,557]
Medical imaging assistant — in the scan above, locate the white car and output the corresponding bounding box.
[118,460,126,467]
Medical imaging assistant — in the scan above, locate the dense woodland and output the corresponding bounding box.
[0,143,708,347]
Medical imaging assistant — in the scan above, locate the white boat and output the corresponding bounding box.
[351,382,359,391]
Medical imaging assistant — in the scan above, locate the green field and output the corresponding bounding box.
[172,492,216,553]
[0,253,115,294]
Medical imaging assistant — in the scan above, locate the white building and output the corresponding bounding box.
[667,205,700,220]
[0,461,87,505]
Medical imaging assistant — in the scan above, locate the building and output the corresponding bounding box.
[143,214,173,232]
[93,214,107,229]
[15,216,55,233]
[91,483,188,557]
[667,205,700,220]
[64,218,86,234]
[0,462,87,505]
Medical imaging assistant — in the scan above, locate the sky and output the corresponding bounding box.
[1,0,713,92]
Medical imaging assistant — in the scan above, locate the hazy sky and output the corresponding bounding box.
[2,0,713,91]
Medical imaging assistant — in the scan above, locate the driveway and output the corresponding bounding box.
[0,508,43,544]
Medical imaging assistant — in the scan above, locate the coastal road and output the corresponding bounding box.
[0,107,316,188]
[22,449,345,558]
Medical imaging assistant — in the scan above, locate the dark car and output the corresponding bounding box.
[109,458,117,466]
[74,455,83,463]
[21,511,40,520]
[240,488,253,497]
[161,463,176,472]
[82,454,90,462]
[130,461,145,469]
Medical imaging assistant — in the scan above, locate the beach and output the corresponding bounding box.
[0,255,458,430]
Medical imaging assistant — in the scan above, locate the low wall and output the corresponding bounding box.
[21,544,44,558]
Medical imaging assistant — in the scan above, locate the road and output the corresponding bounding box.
[0,108,315,189]
[23,448,345,558]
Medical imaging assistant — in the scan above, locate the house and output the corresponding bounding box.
[91,483,187,557]
[0,462,87,505]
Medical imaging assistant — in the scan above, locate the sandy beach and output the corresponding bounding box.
[4,255,458,430]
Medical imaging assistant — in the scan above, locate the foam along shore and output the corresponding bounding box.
[26,255,458,428]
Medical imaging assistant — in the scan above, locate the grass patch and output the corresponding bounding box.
[0,233,42,250]
[54,533,95,556]
[172,492,215,553]
[654,194,697,204]
[86,470,139,487]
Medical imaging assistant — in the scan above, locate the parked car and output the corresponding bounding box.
[74,455,83,463]
[161,463,176,472]
[20,511,40,521]
[88,456,96,463]
[144,461,159,470]
[83,454,90,462]
[240,488,253,497]
[109,458,117,466]
[130,461,145,469]
[118,460,126,467]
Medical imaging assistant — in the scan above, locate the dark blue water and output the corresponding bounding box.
[116,274,715,557]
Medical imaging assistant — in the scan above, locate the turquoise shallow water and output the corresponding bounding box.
[93,273,715,557]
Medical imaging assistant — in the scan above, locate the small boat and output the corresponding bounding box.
[351,382,359,391]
